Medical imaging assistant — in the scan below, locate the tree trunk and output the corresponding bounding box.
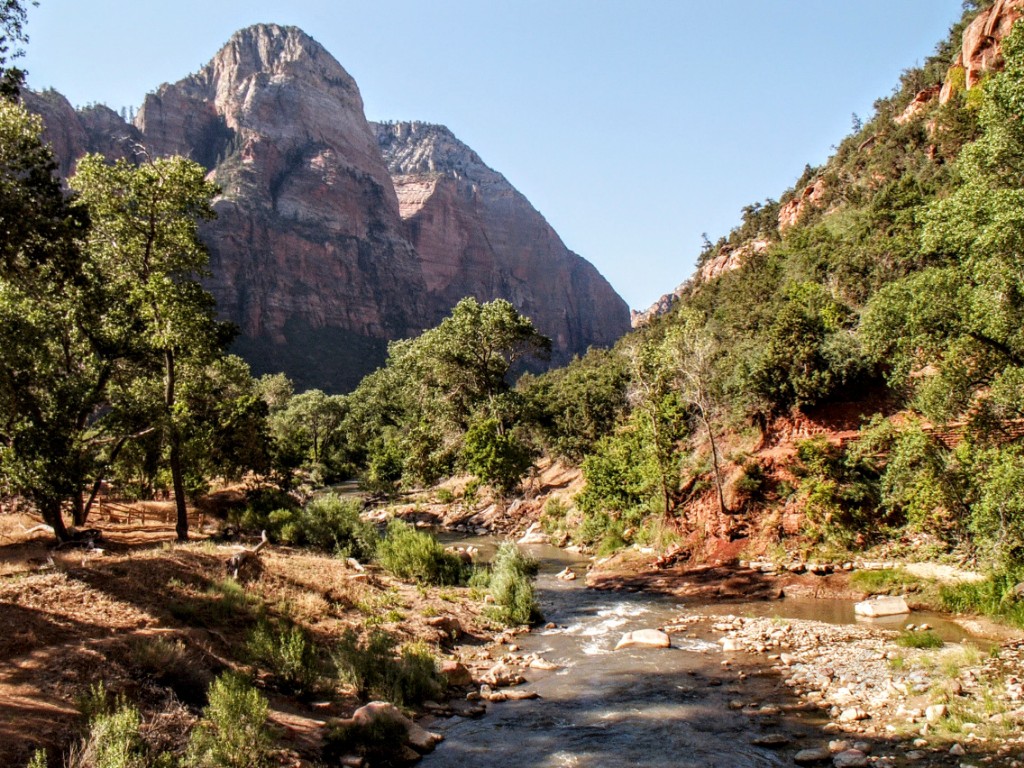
[703,413,729,517]
[170,431,188,541]
[40,497,71,542]
[72,490,86,527]
[165,348,189,542]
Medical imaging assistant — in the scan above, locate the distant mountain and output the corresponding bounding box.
[27,24,630,392]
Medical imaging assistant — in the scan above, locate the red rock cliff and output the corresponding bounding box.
[30,24,629,391]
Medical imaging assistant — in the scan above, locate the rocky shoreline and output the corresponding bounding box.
[685,612,1024,766]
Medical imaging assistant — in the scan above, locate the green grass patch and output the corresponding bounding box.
[895,630,944,649]
[850,568,923,594]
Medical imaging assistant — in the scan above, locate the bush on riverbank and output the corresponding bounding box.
[376,520,469,585]
[240,493,380,561]
[484,541,540,626]
[332,629,443,705]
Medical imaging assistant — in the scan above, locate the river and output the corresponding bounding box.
[421,536,977,768]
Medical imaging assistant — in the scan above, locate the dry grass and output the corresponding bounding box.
[0,516,491,766]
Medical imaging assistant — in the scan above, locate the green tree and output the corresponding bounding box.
[0,0,32,100]
[518,347,628,462]
[661,308,728,516]
[71,154,225,540]
[0,100,102,540]
[345,298,550,492]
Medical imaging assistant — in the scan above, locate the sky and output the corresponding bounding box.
[20,0,966,311]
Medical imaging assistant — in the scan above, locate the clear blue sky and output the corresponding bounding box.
[21,0,965,311]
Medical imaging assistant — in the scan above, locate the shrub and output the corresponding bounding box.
[25,750,47,768]
[77,680,112,721]
[69,703,147,768]
[486,542,539,626]
[940,570,1024,629]
[246,622,320,694]
[237,487,300,529]
[185,673,271,768]
[540,497,569,535]
[461,417,533,494]
[332,629,443,706]
[267,494,377,558]
[129,636,210,707]
[376,520,468,585]
[734,461,765,498]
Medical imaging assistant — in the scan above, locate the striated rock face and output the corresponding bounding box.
[27,24,628,391]
[941,0,1024,103]
[375,121,630,363]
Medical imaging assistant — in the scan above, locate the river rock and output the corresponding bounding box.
[833,749,868,768]
[751,732,790,747]
[556,567,577,581]
[345,701,443,755]
[795,746,832,764]
[517,522,550,545]
[614,629,671,650]
[427,615,463,638]
[838,707,868,722]
[439,660,473,687]
[854,596,910,617]
[529,657,559,671]
[480,661,525,687]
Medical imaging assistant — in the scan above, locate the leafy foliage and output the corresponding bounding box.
[332,629,443,705]
[185,673,271,768]
[483,541,539,626]
[376,520,468,585]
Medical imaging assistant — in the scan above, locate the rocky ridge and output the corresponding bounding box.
[28,24,630,391]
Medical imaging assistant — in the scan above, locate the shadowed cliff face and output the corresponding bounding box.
[28,24,630,391]
[375,121,630,364]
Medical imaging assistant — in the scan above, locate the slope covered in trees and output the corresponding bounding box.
[520,0,1024,575]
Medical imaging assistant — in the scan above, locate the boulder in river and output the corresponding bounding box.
[517,522,550,545]
[853,595,910,617]
[794,746,832,764]
[614,629,671,650]
[339,701,443,755]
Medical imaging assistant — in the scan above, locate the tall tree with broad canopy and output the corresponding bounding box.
[345,297,550,493]
[0,100,99,541]
[71,155,228,541]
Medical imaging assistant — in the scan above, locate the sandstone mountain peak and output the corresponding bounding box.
[29,27,630,391]
[376,121,491,179]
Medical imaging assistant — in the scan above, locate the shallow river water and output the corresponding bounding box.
[422,537,977,768]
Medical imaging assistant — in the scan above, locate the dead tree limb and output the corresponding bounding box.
[227,530,269,579]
